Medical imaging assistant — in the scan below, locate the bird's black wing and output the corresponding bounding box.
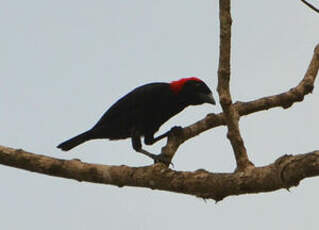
[90,82,175,139]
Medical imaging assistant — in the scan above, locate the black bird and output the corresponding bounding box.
[57,77,215,162]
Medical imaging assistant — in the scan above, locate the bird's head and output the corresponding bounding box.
[170,77,216,105]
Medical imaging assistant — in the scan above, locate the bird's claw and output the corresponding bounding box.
[170,126,183,136]
[137,149,173,167]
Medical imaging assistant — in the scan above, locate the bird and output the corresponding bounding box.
[57,77,216,163]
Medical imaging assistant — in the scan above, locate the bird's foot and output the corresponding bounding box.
[138,149,172,167]
[170,126,183,136]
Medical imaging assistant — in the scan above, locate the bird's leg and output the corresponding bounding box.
[144,126,183,145]
[131,133,171,166]
[144,132,169,145]
[132,136,157,159]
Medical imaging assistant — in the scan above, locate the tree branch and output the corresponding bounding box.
[156,43,319,168]
[137,3,319,171]
[301,0,319,13]
[180,43,319,141]
[217,0,252,171]
[1,145,319,201]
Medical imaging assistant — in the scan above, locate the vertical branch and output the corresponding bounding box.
[217,0,253,171]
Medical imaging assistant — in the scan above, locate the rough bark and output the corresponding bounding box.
[1,145,319,201]
[217,0,253,171]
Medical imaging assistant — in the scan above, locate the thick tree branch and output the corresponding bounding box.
[1,145,319,201]
[217,0,252,171]
[1,42,318,197]
[2,44,316,200]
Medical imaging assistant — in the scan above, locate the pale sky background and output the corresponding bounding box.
[1,0,319,229]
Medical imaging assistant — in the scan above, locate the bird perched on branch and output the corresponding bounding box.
[57,77,215,163]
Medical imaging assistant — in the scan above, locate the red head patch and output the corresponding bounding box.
[169,77,202,94]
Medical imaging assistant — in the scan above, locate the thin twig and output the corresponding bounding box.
[301,0,319,13]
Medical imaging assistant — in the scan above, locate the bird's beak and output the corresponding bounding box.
[200,93,216,105]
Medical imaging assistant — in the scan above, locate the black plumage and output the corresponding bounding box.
[57,77,215,162]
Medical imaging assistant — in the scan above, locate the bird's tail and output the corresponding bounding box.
[57,131,92,151]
